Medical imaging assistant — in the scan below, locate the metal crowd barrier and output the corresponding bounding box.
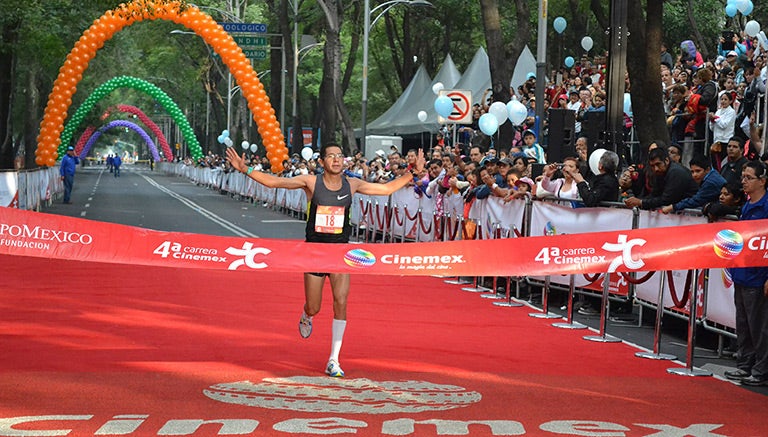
[162,162,738,369]
[0,167,63,210]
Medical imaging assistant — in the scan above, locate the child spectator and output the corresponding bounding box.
[702,182,746,221]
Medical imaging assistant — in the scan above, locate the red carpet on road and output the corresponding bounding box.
[1,254,767,436]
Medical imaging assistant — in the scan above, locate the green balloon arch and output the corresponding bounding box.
[58,75,202,160]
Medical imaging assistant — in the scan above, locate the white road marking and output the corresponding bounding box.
[140,174,259,238]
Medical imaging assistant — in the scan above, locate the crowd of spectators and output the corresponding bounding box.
[186,29,768,229]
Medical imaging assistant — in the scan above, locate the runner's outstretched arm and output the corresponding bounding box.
[226,147,310,190]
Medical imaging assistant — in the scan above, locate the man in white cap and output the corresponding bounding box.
[59,146,79,204]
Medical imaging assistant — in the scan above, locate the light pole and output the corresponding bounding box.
[361,0,432,153]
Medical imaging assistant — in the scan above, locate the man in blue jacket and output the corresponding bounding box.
[59,146,79,204]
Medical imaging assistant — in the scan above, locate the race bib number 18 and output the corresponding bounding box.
[315,205,344,234]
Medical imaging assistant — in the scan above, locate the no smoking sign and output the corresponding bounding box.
[437,90,473,125]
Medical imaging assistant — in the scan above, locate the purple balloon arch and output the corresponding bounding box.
[80,119,161,161]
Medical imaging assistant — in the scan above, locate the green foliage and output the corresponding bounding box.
[663,0,725,59]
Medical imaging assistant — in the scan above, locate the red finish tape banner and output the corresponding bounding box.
[1,208,767,277]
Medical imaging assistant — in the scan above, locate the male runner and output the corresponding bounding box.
[226,144,425,377]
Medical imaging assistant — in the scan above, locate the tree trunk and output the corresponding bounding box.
[590,0,609,33]
[686,0,709,60]
[627,0,668,158]
[0,23,18,169]
[316,0,355,151]
[480,0,528,152]
[23,69,40,170]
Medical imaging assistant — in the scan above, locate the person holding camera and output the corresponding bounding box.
[541,157,581,202]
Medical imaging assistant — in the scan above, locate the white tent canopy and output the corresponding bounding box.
[366,54,461,136]
[364,46,537,136]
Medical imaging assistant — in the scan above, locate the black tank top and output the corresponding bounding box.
[305,175,352,243]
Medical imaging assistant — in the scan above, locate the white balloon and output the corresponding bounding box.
[301,147,314,161]
[241,140,249,150]
[581,36,594,51]
[432,82,444,95]
[488,101,508,126]
[745,20,761,38]
[589,148,606,175]
[249,144,258,153]
[224,137,233,147]
[417,110,428,122]
[506,100,528,125]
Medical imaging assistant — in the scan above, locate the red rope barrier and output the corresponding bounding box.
[375,204,386,229]
[448,218,461,241]
[668,270,692,309]
[418,210,433,234]
[404,206,419,221]
[619,270,655,284]
[393,206,404,226]
[359,199,370,218]
[433,214,444,240]
[367,201,376,224]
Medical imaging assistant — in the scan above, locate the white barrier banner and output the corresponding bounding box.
[707,268,737,328]
[0,172,19,208]
[529,202,635,294]
[634,211,709,305]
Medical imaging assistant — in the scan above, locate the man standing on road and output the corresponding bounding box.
[59,146,79,204]
[113,154,122,177]
[226,144,425,378]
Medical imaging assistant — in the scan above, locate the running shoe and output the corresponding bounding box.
[325,359,345,378]
[299,314,312,338]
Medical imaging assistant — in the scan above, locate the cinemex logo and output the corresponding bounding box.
[713,229,744,260]
[0,223,93,251]
[380,252,465,272]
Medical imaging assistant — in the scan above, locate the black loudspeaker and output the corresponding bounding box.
[547,108,576,163]
[581,113,607,157]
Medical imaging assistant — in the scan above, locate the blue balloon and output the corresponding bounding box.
[564,56,575,68]
[222,129,230,138]
[553,17,567,34]
[623,93,632,116]
[434,95,454,118]
[725,4,738,17]
[478,113,499,136]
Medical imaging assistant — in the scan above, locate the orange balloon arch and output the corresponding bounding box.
[35,0,289,172]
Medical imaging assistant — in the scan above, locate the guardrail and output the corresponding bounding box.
[161,161,738,347]
[0,167,63,210]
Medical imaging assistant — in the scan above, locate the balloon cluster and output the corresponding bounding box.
[218,130,233,147]
[726,0,754,17]
[81,119,161,161]
[36,0,289,173]
[240,140,258,153]
[58,76,198,162]
[475,100,529,136]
